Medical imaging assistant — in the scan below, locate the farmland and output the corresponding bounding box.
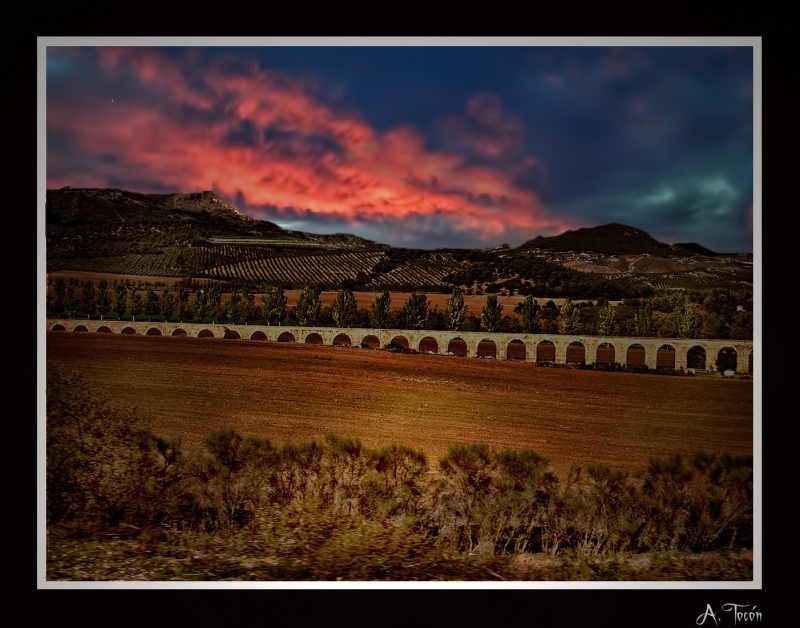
[46,332,753,481]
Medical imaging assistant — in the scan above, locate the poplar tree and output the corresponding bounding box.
[332,289,358,328]
[225,291,242,324]
[144,288,159,321]
[95,280,111,321]
[192,290,210,322]
[126,288,143,322]
[53,279,66,315]
[261,285,288,325]
[64,285,79,319]
[404,292,429,330]
[674,297,699,339]
[634,300,655,337]
[519,294,542,333]
[296,285,322,326]
[444,287,469,331]
[369,290,391,329]
[159,289,176,322]
[81,281,96,318]
[239,284,256,323]
[596,305,620,336]
[557,298,581,334]
[481,294,504,332]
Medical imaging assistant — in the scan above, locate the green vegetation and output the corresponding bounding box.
[260,285,288,326]
[331,289,358,328]
[295,285,322,327]
[404,292,430,330]
[480,295,504,333]
[47,366,753,581]
[444,287,469,331]
[557,299,581,335]
[369,290,391,329]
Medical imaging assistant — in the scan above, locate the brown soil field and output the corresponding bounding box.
[46,333,753,479]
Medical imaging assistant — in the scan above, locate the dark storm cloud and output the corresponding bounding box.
[46,45,754,252]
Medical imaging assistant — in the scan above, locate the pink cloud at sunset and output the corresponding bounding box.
[47,48,574,245]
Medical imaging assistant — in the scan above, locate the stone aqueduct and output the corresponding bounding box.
[47,318,754,373]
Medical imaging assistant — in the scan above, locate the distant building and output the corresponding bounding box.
[737,305,744,311]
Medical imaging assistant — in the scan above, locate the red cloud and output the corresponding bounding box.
[47,48,572,243]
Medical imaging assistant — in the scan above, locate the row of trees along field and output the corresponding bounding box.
[46,278,752,340]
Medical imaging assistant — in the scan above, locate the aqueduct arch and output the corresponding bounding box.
[198,329,215,338]
[146,327,162,336]
[657,344,676,368]
[305,332,323,345]
[278,331,295,343]
[361,334,380,349]
[716,347,738,372]
[121,327,136,335]
[51,324,66,331]
[566,341,585,363]
[537,339,555,362]
[74,325,88,332]
[626,343,646,366]
[687,346,706,369]
[250,330,267,340]
[390,335,409,350]
[596,342,615,364]
[172,328,188,337]
[477,339,497,358]
[448,337,468,357]
[419,336,438,354]
[333,333,351,347]
[507,339,526,360]
[224,329,241,339]
[97,326,112,333]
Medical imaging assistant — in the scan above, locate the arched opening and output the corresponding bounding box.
[198,329,215,338]
[507,339,526,360]
[419,337,438,354]
[96,326,112,334]
[333,333,351,347]
[278,331,295,343]
[305,333,323,345]
[361,335,380,349]
[51,324,66,331]
[389,336,409,351]
[566,341,585,364]
[536,340,555,362]
[596,342,616,364]
[172,328,187,337]
[224,329,241,340]
[250,330,267,341]
[146,327,162,336]
[73,325,88,332]
[657,344,676,368]
[477,339,497,358]
[448,338,468,357]
[121,327,136,335]
[748,350,753,373]
[716,347,738,372]
[626,343,646,366]
[687,346,706,370]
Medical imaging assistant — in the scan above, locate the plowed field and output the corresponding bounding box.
[46,333,753,479]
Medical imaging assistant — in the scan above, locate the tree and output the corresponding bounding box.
[369,290,391,329]
[159,289,176,322]
[80,281,96,318]
[237,284,255,323]
[64,285,79,319]
[674,297,699,339]
[481,294,504,332]
[445,287,469,331]
[144,288,159,321]
[557,298,581,334]
[176,286,189,321]
[192,289,210,322]
[634,300,655,337]
[126,288,143,322]
[95,280,111,321]
[296,285,321,326]
[596,305,619,336]
[261,285,287,325]
[225,291,242,324]
[404,292,429,330]
[112,282,127,319]
[332,289,358,328]
[519,295,542,333]
[53,279,66,315]
[205,284,222,323]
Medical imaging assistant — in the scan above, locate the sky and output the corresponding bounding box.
[45,45,754,252]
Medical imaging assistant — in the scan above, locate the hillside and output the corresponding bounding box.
[46,187,752,298]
